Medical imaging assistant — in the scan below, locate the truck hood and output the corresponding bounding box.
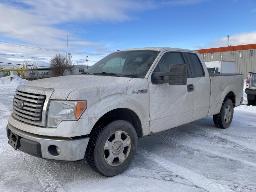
[26,75,133,100]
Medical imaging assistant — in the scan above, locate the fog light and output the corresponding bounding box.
[48,145,60,156]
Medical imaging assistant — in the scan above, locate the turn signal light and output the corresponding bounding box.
[74,101,87,119]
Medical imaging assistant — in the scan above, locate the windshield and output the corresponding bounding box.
[87,50,159,78]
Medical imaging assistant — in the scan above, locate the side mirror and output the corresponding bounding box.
[151,72,170,84]
[169,64,187,85]
[151,64,187,85]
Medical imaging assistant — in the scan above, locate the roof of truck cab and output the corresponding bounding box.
[122,47,194,53]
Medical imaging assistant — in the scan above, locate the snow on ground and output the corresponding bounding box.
[0,75,27,87]
[0,77,256,192]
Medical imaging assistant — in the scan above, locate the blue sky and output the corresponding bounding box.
[0,0,255,65]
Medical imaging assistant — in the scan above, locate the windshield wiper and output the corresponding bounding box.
[122,74,139,78]
[86,71,139,78]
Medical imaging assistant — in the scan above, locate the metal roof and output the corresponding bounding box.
[198,44,256,54]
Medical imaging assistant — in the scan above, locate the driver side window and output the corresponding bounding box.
[154,52,186,72]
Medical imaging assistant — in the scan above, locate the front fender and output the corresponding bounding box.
[80,93,150,136]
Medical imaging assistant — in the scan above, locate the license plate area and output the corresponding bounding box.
[8,132,20,150]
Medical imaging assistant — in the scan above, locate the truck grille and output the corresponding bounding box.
[13,90,46,125]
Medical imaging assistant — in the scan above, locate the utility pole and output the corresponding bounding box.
[67,33,69,50]
[66,33,69,59]
[227,35,230,47]
[66,33,72,65]
[86,56,89,69]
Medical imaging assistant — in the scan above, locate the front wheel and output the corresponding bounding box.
[213,99,234,129]
[86,120,138,177]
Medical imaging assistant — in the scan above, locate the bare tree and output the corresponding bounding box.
[50,54,72,77]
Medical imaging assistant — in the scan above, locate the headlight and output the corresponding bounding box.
[47,100,87,128]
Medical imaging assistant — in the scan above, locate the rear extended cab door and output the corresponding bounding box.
[182,53,211,121]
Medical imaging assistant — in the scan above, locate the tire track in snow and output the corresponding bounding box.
[192,125,256,153]
[125,167,206,191]
[165,126,256,167]
[179,142,256,168]
[213,134,256,152]
[22,157,66,192]
[141,149,234,192]
[152,122,256,167]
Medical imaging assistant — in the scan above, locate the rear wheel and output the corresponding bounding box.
[86,120,138,177]
[213,99,234,129]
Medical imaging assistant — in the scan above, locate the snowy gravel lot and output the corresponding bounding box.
[0,80,256,192]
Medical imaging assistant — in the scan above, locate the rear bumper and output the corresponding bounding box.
[7,124,89,161]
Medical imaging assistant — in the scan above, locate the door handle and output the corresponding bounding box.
[187,84,194,92]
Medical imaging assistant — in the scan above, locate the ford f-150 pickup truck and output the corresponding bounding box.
[7,48,243,176]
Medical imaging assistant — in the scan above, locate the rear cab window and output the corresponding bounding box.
[183,53,205,78]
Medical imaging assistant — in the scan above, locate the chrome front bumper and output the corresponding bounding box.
[7,124,89,161]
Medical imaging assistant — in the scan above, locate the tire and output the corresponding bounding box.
[85,120,138,177]
[247,99,254,106]
[247,94,256,106]
[213,99,234,129]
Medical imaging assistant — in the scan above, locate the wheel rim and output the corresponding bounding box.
[103,130,131,167]
[224,104,233,123]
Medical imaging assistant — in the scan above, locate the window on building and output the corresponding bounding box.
[250,50,254,57]
[239,52,243,58]
[211,54,214,60]
[79,69,85,73]
[220,53,223,60]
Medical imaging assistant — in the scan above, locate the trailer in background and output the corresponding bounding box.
[246,72,256,106]
[205,61,238,75]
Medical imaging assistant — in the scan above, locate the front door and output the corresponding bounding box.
[149,52,194,133]
[183,53,210,120]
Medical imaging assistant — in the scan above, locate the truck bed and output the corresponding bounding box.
[210,73,242,77]
[208,74,244,115]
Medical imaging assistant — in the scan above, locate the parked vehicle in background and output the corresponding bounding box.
[205,61,237,75]
[6,48,243,177]
[246,72,256,105]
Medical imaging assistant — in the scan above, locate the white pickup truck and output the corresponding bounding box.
[7,48,243,176]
